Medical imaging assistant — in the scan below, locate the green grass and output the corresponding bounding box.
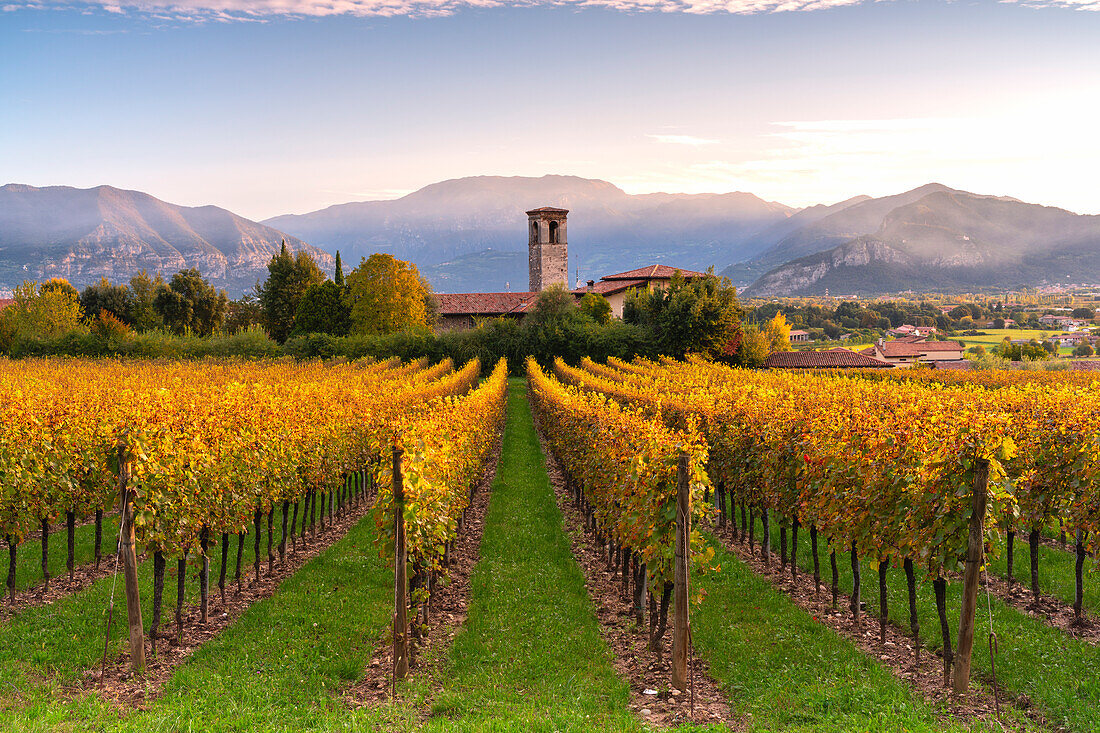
[748,511,1100,733]
[990,534,1100,614]
[694,536,984,732]
[0,501,343,728]
[5,513,122,594]
[425,378,653,732]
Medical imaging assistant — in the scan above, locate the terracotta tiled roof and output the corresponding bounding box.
[764,350,892,369]
[600,265,708,281]
[435,292,537,316]
[571,279,649,297]
[878,340,963,357]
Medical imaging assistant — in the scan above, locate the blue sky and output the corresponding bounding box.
[2,0,1098,219]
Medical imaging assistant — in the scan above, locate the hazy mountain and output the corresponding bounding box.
[743,189,1100,297]
[0,184,332,295]
[265,175,795,291]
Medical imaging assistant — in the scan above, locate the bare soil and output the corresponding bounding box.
[715,525,1050,731]
[1,552,140,620]
[980,571,1099,644]
[535,426,740,730]
[72,492,378,708]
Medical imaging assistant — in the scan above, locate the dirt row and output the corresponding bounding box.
[347,429,502,710]
[533,423,739,730]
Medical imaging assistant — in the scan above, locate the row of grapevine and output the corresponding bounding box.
[373,357,509,672]
[527,358,711,687]
[558,355,1100,691]
[0,356,492,669]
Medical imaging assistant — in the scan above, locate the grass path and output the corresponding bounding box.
[425,378,644,732]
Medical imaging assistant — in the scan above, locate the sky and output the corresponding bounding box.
[1,0,1099,221]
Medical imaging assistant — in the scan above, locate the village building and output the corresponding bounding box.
[788,329,810,343]
[764,349,890,370]
[862,337,965,367]
[886,324,937,338]
[435,207,704,329]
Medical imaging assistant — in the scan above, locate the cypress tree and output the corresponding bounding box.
[334,250,345,288]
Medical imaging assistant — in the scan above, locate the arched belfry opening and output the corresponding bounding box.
[526,207,568,292]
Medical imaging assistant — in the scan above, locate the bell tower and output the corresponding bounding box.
[527,207,568,292]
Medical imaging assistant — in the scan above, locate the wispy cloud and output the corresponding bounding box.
[5,0,1099,20]
[647,133,719,146]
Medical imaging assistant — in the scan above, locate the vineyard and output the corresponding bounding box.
[0,354,1098,731]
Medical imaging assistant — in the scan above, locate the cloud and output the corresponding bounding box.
[647,134,719,146]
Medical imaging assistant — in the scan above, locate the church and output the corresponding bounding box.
[435,207,705,331]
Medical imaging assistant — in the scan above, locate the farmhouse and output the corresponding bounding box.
[435,208,704,329]
[886,324,937,337]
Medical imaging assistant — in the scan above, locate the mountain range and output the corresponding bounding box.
[0,184,332,294]
[1,177,1098,298]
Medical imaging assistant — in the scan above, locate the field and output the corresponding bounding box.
[1,357,1098,731]
[954,328,1083,356]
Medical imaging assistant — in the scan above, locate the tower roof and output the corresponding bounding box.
[526,207,569,215]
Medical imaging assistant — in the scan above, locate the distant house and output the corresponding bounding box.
[573,264,708,319]
[789,329,810,343]
[764,349,891,370]
[1049,333,1087,346]
[864,338,965,367]
[1039,314,1074,327]
[886,324,937,338]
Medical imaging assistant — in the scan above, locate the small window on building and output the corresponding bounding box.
[531,221,540,242]
[549,220,559,244]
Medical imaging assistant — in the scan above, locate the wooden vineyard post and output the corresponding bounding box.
[118,442,146,674]
[671,452,690,692]
[393,447,409,683]
[952,457,989,694]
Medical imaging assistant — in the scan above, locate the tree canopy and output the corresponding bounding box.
[293,281,350,337]
[153,268,228,336]
[623,271,742,360]
[345,254,432,335]
[257,242,327,342]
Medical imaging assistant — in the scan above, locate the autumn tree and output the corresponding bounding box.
[578,292,612,324]
[345,254,432,335]
[257,242,327,342]
[39,278,79,299]
[153,268,228,336]
[763,312,793,353]
[0,280,87,341]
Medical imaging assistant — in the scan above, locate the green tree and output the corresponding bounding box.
[257,242,327,342]
[345,254,431,335]
[293,281,350,336]
[578,292,611,324]
[1073,341,1094,357]
[153,268,228,336]
[1072,307,1095,320]
[129,269,166,332]
[623,271,742,359]
[334,250,345,288]
[223,293,265,334]
[79,277,135,325]
[0,280,87,341]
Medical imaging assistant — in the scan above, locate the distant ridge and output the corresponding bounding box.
[0,184,331,294]
[264,174,797,291]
